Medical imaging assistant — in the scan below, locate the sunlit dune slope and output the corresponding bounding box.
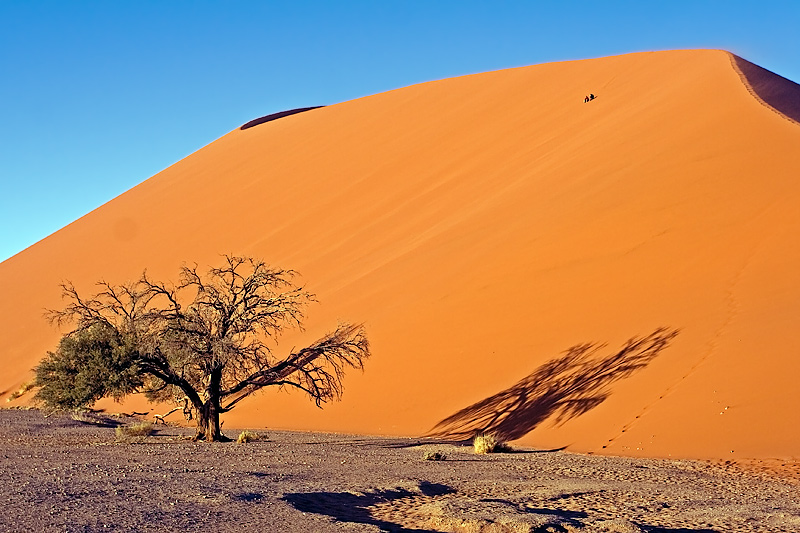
[2,50,799,460]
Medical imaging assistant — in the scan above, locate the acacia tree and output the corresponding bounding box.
[34,256,370,441]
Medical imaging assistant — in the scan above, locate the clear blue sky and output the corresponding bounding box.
[2,1,798,262]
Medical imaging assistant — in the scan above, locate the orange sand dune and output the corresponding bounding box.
[2,50,799,460]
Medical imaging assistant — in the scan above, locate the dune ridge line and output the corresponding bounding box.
[728,52,800,126]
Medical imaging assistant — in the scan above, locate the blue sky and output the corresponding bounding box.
[2,1,798,262]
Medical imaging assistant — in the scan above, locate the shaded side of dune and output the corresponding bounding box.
[731,54,800,125]
[241,106,324,130]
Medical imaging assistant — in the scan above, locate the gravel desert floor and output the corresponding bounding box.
[2,408,799,533]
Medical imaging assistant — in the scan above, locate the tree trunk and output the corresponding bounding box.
[195,400,225,441]
[193,367,228,441]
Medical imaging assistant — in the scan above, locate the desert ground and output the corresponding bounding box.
[3,408,799,533]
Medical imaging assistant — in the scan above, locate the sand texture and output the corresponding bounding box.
[2,49,799,461]
[2,409,800,532]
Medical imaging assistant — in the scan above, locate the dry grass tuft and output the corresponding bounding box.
[115,421,154,442]
[70,411,99,424]
[422,450,447,461]
[473,434,512,454]
[236,430,267,443]
[7,382,34,402]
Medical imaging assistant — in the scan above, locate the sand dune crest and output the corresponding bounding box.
[730,53,800,124]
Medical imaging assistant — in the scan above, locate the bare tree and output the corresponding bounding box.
[35,256,370,441]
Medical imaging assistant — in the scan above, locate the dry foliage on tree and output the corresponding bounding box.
[34,255,370,441]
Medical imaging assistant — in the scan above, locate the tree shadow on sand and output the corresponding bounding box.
[427,328,679,442]
[283,482,454,532]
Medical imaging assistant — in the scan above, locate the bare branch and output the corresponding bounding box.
[221,323,370,410]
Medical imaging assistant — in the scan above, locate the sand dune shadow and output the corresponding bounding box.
[427,328,679,442]
[240,106,324,130]
[732,55,800,125]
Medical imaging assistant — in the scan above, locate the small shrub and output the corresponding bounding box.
[236,430,266,444]
[473,434,512,454]
[116,421,154,442]
[422,450,447,461]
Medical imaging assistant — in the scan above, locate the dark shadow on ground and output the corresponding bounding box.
[548,490,600,502]
[481,498,588,521]
[69,413,125,428]
[365,439,467,450]
[525,507,587,520]
[283,482,454,532]
[379,438,569,454]
[732,55,800,124]
[639,524,719,533]
[240,106,324,130]
[233,492,264,502]
[427,328,679,442]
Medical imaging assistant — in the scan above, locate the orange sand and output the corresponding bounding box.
[2,50,799,461]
